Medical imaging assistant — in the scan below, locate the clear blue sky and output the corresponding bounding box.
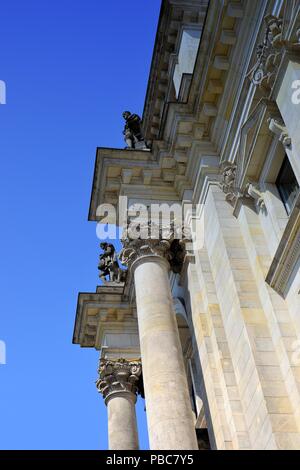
[0,0,161,450]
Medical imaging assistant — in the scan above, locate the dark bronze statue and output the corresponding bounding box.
[98,242,125,283]
[122,111,149,150]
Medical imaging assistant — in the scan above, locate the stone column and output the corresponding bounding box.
[121,238,198,450]
[96,358,142,450]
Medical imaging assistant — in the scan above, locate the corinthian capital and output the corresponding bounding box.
[96,358,142,404]
[120,238,172,267]
[119,221,190,273]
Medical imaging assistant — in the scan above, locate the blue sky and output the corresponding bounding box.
[0,0,161,450]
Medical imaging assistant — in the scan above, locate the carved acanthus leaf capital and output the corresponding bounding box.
[96,358,142,403]
[119,221,190,274]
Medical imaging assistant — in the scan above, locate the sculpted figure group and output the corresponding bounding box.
[98,242,126,283]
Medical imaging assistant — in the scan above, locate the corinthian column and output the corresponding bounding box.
[96,358,142,450]
[120,236,198,450]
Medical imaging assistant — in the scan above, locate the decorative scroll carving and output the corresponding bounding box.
[248,13,300,92]
[248,15,284,91]
[96,358,142,404]
[268,117,292,148]
[98,242,126,283]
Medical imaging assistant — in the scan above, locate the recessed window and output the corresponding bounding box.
[276,156,299,215]
[173,28,201,98]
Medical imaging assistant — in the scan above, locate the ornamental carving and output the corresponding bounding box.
[119,222,190,274]
[220,163,265,212]
[248,15,284,91]
[96,358,142,403]
[219,163,237,204]
[248,13,300,92]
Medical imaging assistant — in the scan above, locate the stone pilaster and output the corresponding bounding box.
[96,358,142,450]
[120,235,198,450]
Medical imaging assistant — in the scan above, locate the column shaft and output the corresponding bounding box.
[134,257,198,450]
[107,393,139,450]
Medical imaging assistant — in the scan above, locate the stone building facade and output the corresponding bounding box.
[73,0,300,450]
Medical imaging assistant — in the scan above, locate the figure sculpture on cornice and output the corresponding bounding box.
[98,242,125,283]
[122,111,149,150]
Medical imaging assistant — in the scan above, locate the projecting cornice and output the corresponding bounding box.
[88,146,183,221]
[143,0,260,153]
[142,0,209,140]
[73,283,139,355]
[89,1,295,221]
[88,1,255,216]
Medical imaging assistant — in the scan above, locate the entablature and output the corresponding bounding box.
[88,146,185,222]
[73,283,138,356]
[89,1,254,217]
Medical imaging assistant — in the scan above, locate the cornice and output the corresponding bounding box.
[88,1,254,217]
[142,0,209,140]
[88,1,300,227]
[72,283,137,348]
